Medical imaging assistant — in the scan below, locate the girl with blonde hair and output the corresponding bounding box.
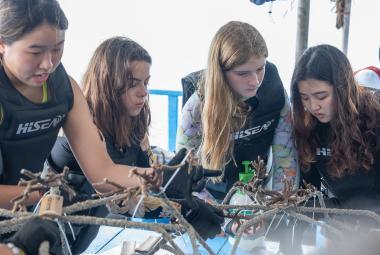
[177,21,298,200]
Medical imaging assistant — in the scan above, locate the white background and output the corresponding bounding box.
[58,0,380,149]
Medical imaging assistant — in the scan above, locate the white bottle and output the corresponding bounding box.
[227,190,265,252]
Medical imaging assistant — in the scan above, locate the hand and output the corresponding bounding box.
[178,167,224,239]
[179,196,224,239]
[163,148,221,199]
[8,218,60,255]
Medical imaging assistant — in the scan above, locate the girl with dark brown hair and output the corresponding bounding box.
[49,36,153,175]
[48,37,224,249]
[291,44,380,210]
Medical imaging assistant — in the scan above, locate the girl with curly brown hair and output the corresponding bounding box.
[291,44,380,211]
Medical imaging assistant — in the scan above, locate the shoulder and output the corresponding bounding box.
[265,61,280,76]
[67,75,82,101]
[48,63,75,109]
[265,61,278,70]
[49,63,71,85]
[180,93,202,127]
[183,93,201,113]
[280,90,291,117]
[262,61,283,89]
[140,133,150,152]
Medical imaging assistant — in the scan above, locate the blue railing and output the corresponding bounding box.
[149,89,183,151]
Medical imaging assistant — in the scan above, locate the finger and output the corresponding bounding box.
[192,167,203,182]
[184,171,196,208]
[213,208,225,224]
[208,227,220,239]
[168,148,187,166]
[192,179,206,192]
[185,170,194,197]
[216,214,224,224]
[200,227,213,240]
[213,206,225,217]
[44,220,60,242]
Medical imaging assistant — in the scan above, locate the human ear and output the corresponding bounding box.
[0,39,5,54]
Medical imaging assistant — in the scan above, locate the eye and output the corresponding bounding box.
[235,71,250,76]
[132,80,140,88]
[52,47,63,53]
[256,67,265,72]
[29,51,42,55]
[300,95,309,101]
[316,94,327,100]
[144,78,150,86]
[127,77,140,88]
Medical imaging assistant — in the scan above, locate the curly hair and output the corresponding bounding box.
[291,44,380,178]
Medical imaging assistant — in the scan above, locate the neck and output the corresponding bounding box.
[3,65,45,103]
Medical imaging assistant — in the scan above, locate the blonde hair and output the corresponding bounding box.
[200,21,268,170]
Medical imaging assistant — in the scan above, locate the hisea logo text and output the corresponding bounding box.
[316,147,331,156]
[16,114,66,135]
[234,119,275,140]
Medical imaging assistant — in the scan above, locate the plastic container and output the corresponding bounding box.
[226,160,265,251]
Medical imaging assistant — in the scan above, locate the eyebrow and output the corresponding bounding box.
[28,40,65,49]
[233,64,266,72]
[128,75,151,82]
[299,91,328,96]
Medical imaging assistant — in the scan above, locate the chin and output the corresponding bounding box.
[26,81,44,87]
[317,117,331,123]
[129,110,142,117]
[241,93,256,100]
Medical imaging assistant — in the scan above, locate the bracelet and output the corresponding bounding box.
[6,243,25,255]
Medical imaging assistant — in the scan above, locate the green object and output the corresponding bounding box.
[239,173,252,184]
[241,160,251,173]
[239,160,255,184]
[230,208,254,216]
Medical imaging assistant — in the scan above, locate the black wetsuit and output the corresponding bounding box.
[205,62,285,200]
[301,122,380,211]
[0,63,73,184]
[47,135,151,253]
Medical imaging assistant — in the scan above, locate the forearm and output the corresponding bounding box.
[65,128,156,193]
[0,245,15,255]
[271,111,299,190]
[87,164,154,193]
[0,185,40,209]
[63,82,155,194]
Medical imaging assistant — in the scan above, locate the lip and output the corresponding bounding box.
[314,113,325,119]
[32,73,49,83]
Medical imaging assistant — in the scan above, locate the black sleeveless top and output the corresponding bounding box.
[0,63,73,184]
[206,62,285,199]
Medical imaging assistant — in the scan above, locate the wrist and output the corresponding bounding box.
[180,200,199,221]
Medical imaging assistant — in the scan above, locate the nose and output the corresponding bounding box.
[39,52,54,71]
[309,99,321,112]
[248,72,260,86]
[137,83,148,98]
